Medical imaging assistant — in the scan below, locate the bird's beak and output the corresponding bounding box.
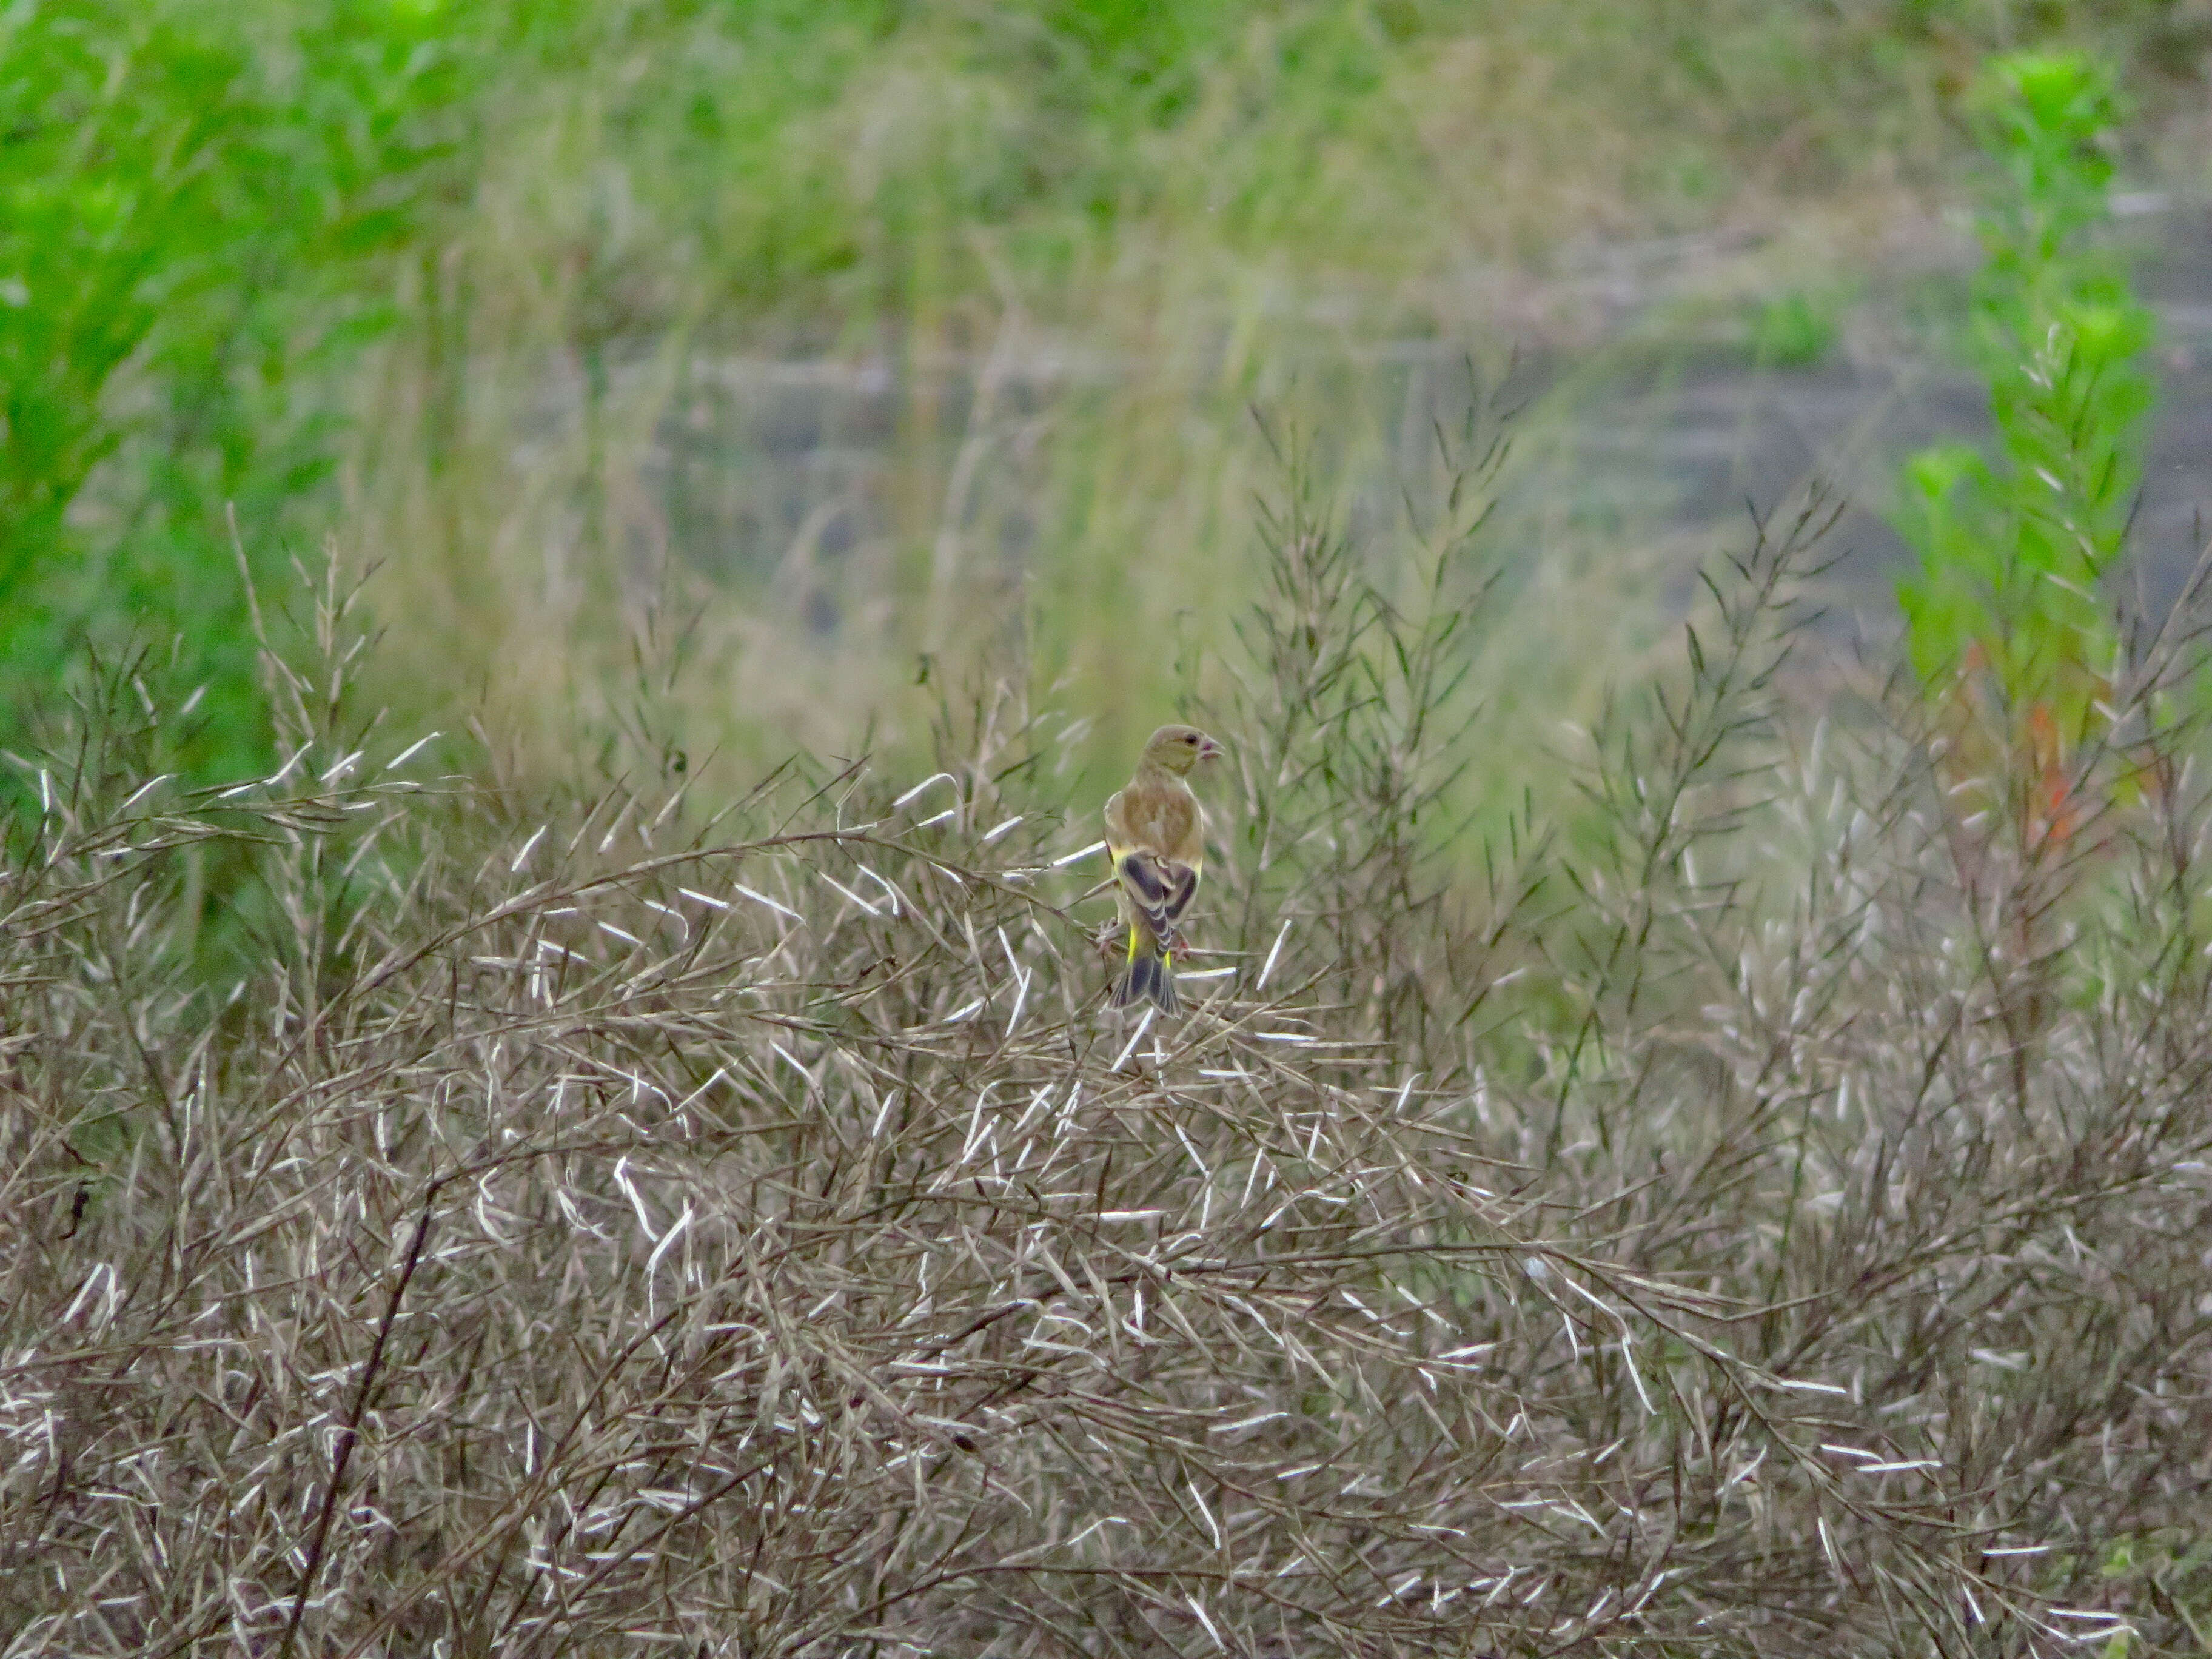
[1198,737,1224,762]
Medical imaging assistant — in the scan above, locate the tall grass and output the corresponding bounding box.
[1897,52,2159,759]
[407,0,2212,779]
[24,0,2181,787]
[8,429,2212,1652]
[0,0,487,782]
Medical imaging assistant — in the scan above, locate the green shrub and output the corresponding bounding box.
[0,0,479,783]
[1748,288,1842,369]
[1893,51,2156,825]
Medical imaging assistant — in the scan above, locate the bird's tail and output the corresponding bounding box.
[1110,927,1181,1015]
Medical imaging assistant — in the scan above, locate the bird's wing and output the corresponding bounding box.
[1159,857,1200,931]
[1113,848,1199,942]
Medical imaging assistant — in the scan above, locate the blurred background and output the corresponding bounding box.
[5,0,2210,800]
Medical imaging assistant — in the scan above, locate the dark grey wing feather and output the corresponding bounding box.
[1119,851,1199,942]
[1159,862,1199,935]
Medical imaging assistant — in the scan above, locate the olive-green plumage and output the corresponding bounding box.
[1102,723,1222,1013]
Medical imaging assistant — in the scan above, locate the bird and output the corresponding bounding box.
[1102,723,1223,1014]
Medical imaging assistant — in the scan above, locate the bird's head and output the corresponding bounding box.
[1142,723,1224,777]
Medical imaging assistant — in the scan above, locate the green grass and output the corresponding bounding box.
[0,0,488,782]
[1892,49,2162,862]
[327,0,2212,795]
[1748,289,1846,367]
[5,0,2210,799]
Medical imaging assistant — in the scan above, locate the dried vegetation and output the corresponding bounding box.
[5,439,2212,1655]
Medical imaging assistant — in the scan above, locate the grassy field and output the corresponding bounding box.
[343,0,2212,788]
[10,0,2211,796]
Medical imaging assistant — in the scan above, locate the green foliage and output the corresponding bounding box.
[1748,289,1842,368]
[1893,52,2155,736]
[2,1,2205,813]
[0,0,480,783]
